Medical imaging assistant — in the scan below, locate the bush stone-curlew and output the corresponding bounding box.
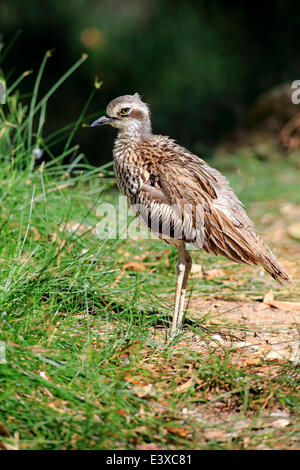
[91,93,293,338]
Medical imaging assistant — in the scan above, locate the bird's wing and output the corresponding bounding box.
[161,161,259,264]
[133,138,293,283]
[135,140,261,264]
[134,181,205,246]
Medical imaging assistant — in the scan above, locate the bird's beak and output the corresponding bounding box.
[90,116,112,127]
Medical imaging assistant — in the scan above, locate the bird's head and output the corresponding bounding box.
[91,93,151,138]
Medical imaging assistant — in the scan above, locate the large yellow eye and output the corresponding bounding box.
[120,107,131,116]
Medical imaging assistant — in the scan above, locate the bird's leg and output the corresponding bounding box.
[176,248,192,332]
[170,261,185,338]
[170,244,190,338]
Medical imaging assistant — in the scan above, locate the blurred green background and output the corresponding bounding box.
[0,0,299,164]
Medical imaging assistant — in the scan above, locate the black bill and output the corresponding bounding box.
[90,116,112,127]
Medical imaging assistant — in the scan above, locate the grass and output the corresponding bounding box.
[0,49,300,450]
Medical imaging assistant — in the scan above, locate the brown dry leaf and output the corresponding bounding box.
[2,431,19,450]
[122,340,141,352]
[165,426,192,438]
[265,350,291,362]
[245,355,262,366]
[270,418,290,428]
[30,226,42,240]
[124,261,145,272]
[0,423,9,437]
[1,442,18,450]
[270,300,300,311]
[124,376,144,385]
[109,270,125,289]
[256,302,270,311]
[69,433,82,447]
[208,334,227,347]
[175,375,194,393]
[263,291,300,311]
[47,400,70,413]
[131,384,154,398]
[253,416,290,430]
[119,341,141,363]
[204,268,226,279]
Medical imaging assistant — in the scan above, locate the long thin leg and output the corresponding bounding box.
[176,248,192,332]
[170,243,191,338]
[170,251,185,338]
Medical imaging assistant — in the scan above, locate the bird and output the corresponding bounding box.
[91,93,293,339]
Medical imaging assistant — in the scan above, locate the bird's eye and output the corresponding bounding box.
[120,107,131,116]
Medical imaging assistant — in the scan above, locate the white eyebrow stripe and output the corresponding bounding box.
[118,103,146,114]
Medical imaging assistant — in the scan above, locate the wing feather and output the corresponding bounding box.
[130,137,293,283]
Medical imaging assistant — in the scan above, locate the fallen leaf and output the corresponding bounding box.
[263,291,274,305]
[124,376,144,385]
[47,400,70,413]
[1,442,18,450]
[109,270,125,288]
[30,226,41,240]
[124,262,145,272]
[245,355,262,366]
[131,384,154,398]
[0,424,9,436]
[263,291,300,311]
[175,376,194,393]
[208,334,227,347]
[271,418,290,428]
[234,341,254,349]
[2,431,19,450]
[265,350,291,361]
[165,426,192,438]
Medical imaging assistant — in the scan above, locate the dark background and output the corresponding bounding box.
[0,0,299,165]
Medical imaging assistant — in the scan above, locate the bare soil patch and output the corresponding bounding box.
[187,297,300,364]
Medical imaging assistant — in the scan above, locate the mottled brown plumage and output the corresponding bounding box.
[91,93,293,338]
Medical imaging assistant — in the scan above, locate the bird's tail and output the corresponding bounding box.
[258,247,294,285]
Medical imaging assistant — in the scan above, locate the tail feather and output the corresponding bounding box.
[258,248,294,285]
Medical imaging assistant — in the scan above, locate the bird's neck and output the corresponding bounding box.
[116,120,152,143]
